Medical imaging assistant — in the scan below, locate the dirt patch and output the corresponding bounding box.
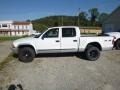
[102,50,120,64]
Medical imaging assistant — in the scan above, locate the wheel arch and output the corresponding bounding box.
[114,38,120,48]
[18,44,36,54]
[115,38,120,44]
[85,42,102,51]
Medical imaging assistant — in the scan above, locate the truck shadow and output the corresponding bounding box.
[36,52,87,60]
[12,52,88,62]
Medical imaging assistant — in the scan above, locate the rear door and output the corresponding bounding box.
[60,28,79,52]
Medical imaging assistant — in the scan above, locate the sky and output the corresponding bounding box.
[0,0,120,21]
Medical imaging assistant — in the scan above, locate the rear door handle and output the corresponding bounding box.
[56,40,60,42]
[73,40,77,42]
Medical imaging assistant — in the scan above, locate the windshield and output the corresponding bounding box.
[34,30,46,38]
[34,33,42,38]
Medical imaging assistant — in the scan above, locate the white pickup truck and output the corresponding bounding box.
[11,26,114,62]
[102,32,120,50]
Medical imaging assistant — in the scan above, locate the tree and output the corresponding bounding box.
[32,22,48,32]
[54,21,59,26]
[79,11,88,26]
[98,13,109,25]
[89,8,99,26]
[26,19,31,22]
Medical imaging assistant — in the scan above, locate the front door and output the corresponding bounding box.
[60,28,78,52]
[37,28,60,53]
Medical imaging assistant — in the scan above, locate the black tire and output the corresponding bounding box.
[18,47,35,62]
[115,40,120,50]
[85,45,100,61]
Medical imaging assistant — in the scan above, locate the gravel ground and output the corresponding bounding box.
[0,50,120,90]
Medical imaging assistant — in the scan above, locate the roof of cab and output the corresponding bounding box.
[48,26,79,29]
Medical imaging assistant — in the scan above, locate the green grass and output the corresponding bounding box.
[0,53,15,70]
[0,36,28,42]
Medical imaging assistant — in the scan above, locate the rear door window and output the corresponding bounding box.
[62,28,76,37]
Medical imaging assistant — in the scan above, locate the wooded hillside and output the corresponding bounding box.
[32,8,109,32]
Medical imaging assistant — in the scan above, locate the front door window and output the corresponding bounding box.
[43,28,59,38]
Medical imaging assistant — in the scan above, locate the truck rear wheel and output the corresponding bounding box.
[115,40,120,50]
[85,45,100,61]
[18,47,35,62]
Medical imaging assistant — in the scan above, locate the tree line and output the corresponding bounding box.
[31,8,109,32]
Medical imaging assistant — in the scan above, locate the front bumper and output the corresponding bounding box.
[11,47,18,54]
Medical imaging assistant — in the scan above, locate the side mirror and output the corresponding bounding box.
[41,36,44,40]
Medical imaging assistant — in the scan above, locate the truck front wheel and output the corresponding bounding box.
[18,47,35,62]
[85,45,100,61]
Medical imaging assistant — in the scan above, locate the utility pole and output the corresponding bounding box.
[59,16,63,26]
[78,8,80,26]
[61,16,63,26]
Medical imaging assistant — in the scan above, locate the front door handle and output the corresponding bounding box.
[56,40,60,42]
[73,40,77,42]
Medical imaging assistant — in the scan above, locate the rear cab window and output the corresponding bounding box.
[98,33,109,36]
[62,28,76,37]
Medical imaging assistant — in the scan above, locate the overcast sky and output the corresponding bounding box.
[0,0,120,21]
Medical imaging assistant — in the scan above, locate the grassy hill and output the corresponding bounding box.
[32,15,78,32]
[32,15,99,32]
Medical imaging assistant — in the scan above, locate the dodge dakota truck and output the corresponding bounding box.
[11,26,114,62]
